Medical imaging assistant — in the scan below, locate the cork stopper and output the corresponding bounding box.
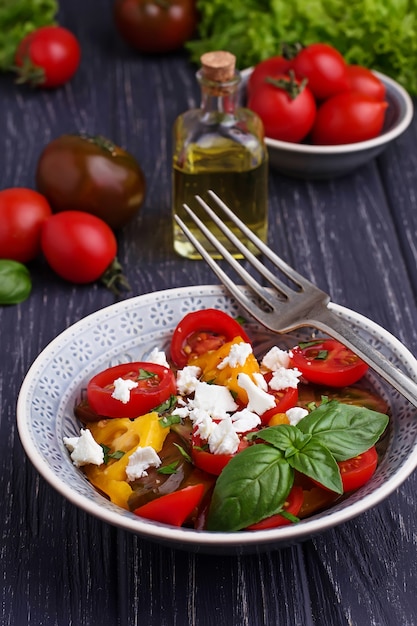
[200,51,236,82]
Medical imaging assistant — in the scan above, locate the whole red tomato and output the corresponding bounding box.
[41,212,118,284]
[0,188,52,262]
[14,26,81,88]
[36,134,146,230]
[346,65,386,101]
[113,0,198,54]
[291,43,349,101]
[247,73,316,143]
[311,92,388,145]
[247,55,291,97]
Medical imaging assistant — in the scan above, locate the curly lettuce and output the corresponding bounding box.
[187,0,417,95]
[0,0,58,71]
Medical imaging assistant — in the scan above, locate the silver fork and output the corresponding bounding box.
[174,190,417,408]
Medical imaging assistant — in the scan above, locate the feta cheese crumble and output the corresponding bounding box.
[193,381,238,417]
[176,365,202,395]
[217,342,253,370]
[208,418,240,455]
[269,367,302,391]
[286,407,309,426]
[111,377,138,403]
[148,347,170,368]
[237,372,276,415]
[125,446,161,481]
[64,429,104,467]
[262,346,291,370]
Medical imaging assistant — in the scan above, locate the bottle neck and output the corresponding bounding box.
[197,69,241,118]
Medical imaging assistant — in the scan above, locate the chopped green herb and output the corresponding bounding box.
[101,444,126,464]
[159,413,181,428]
[173,443,192,463]
[157,461,179,475]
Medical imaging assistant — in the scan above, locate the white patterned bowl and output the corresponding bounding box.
[17,286,417,554]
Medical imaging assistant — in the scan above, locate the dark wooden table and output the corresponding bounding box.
[2,2,417,624]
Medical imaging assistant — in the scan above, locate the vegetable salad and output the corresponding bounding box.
[66,310,389,532]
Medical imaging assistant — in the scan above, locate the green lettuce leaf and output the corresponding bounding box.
[188,0,417,95]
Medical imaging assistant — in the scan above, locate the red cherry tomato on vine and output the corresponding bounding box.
[87,362,176,418]
[0,188,52,262]
[248,73,316,143]
[290,42,349,101]
[113,0,198,54]
[15,26,81,88]
[246,486,304,530]
[290,339,369,387]
[170,309,251,368]
[41,211,118,284]
[311,92,388,145]
[346,65,386,101]
[134,484,205,526]
[247,55,291,97]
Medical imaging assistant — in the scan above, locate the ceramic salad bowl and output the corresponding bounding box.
[17,285,417,554]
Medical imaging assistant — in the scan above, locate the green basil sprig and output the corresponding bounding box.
[207,401,389,531]
[0,259,32,305]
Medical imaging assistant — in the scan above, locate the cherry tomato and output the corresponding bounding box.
[36,134,146,230]
[170,309,251,368]
[346,65,386,101]
[247,73,316,143]
[290,339,369,387]
[14,26,81,88]
[246,486,304,530]
[290,42,349,101]
[247,55,291,97]
[338,446,378,492]
[0,188,52,262]
[134,483,205,526]
[113,0,198,54]
[87,362,176,418]
[191,433,249,476]
[41,211,118,284]
[311,92,388,145]
[259,385,299,425]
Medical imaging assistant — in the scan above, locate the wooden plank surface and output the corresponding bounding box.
[1,1,417,624]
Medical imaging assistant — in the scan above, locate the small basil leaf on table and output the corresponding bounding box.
[0,260,32,305]
[296,400,389,461]
[207,444,294,532]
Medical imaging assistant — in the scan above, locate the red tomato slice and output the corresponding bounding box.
[87,362,176,418]
[246,486,304,530]
[339,446,378,492]
[290,339,368,387]
[259,384,299,425]
[133,484,205,526]
[170,309,250,368]
[191,433,249,476]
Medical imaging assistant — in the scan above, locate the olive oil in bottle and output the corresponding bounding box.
[172,51,268,259]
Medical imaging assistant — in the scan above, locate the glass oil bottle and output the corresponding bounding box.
[172,50,268,259]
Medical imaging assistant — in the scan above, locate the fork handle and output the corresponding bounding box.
[311,306,417,408]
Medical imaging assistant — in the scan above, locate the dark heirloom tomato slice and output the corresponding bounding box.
[246,486,304,530]
[290,339,369,387]
[87,362,176,418]
[170,309,251,368]
[133,484,205,527]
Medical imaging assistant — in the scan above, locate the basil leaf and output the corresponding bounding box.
[0,259,32,305]
[256,424,312,458]
[206,444,293,531]
[288,439,343,494]
[297,400,389,461]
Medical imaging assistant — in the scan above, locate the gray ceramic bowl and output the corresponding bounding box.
[241,68,414,179]
[16,286,417,555]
